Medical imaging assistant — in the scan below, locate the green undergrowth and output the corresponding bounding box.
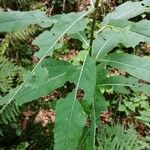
[0,0,150,149]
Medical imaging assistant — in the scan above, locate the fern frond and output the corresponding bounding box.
[8,25,38,42]
[0,56,23,94]
[0,38,9,55]
[97,124,139,150]
[16,0,34,4]
[0,25,39,55]
[0,102,19,124]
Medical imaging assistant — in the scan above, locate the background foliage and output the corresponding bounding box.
[0,0,150,150]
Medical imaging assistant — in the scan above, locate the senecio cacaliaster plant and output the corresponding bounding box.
[0,0,150,149]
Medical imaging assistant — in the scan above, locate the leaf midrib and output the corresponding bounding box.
[98,83,137,87]
[106,24,149,39]
[99,58,150,73]
[94,22,150,59]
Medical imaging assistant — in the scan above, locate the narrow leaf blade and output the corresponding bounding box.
[100,53,150,82]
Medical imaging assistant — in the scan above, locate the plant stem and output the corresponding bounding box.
[89,0,101,57]
[62,0,66,12]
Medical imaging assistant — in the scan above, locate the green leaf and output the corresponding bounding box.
[131,19,150,38]
[93,20,150,59]
[0,11,52,32]
[93,28,119,59]
[77,58,96,107]
[54,55,96,150]
[0,59,78,104]
[96,63,108,84]
[0,58,79,123]
[87,99,96,150]
[32,30,58,59]
[103,1,149,24]
[0,9,92,123]
[54,92,87,150]
[72,50,88,65]
[143,0,150,7]
[0,87,20,106]
[33,11,90,59]
[69,32,89,47]
[15,58,78,105]
[94,88,108,117]
[79,89,108,150]
[52,12,89,34]
[100,53,150,82]
[98,76,136,94]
